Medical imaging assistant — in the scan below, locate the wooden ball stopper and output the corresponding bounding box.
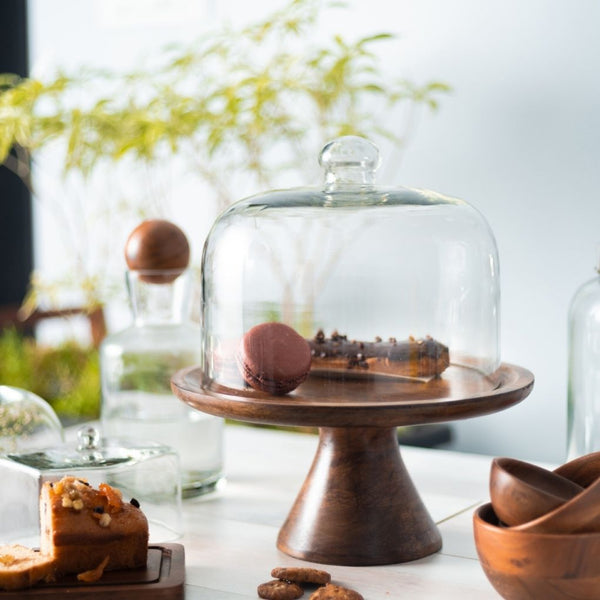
[125,219,190,283]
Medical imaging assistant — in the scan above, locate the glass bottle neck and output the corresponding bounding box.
[126,269,192,326]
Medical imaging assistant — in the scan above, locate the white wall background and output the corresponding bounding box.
[28,0,600,463]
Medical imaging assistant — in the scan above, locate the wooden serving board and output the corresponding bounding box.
[0,544,184,599]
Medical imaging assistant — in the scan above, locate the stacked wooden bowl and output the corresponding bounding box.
[473,452,600,600]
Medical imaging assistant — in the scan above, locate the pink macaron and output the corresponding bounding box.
[237,322,312,395]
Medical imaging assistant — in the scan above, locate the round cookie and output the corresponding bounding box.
[271,567,331,585]
[258,579,304,600]
[309,583,364,600]
[237,322,312,395]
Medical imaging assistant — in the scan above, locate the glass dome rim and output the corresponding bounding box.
[220,184,469,215]
[6,436,177,471]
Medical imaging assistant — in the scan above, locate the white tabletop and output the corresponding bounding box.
[180,424,501,599]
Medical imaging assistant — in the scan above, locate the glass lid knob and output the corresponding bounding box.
[77,425,101,451]
[76,425,103,462]
[319,135,381,189]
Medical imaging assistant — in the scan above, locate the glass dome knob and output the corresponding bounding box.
[319,135,381,189]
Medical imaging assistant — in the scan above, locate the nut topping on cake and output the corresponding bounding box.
[98,513,112,528]
[45,476,142,531]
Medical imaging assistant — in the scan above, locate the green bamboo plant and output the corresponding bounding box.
[0,328,100,419]
[0,0,449,317]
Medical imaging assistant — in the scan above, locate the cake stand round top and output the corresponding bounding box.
[172,363,534,429]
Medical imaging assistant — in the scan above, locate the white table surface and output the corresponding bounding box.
[179,424,503,600]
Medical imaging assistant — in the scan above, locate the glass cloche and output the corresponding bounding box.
[0,386,64,454]
[0,426,182,545]
[200,136,500,396]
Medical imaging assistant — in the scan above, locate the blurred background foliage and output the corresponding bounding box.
[0,0,448,318]
[0,0,448,422]
[0,329,100,420]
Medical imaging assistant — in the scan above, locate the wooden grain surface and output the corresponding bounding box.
[277,427,442,565]
[124,219,189,283]
[489,457,582,527]
[172,363,534,428]
[474,503,600,599]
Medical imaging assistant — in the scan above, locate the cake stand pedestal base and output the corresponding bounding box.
[277,426,442,565]
[172,363,535,565]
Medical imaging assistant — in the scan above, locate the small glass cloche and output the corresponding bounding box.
[0,426,182,545]
[0,386,64,454]
[200,136,501,396]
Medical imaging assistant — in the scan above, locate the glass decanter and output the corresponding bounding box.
[567,253,600,459]
[100,219,224,497]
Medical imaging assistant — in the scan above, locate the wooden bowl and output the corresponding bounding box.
[513,474,600,534]
[473,503,600,600]
[554,451,600,487]
[489,457,582,527]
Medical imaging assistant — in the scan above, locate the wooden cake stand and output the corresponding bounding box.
[171,364,533,566]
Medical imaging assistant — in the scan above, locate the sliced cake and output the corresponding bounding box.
[0,544,55,590]
[40,476,148,576]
